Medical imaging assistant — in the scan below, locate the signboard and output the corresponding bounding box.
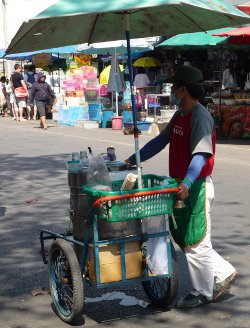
[211,104,250,138]
[32,53,52,69]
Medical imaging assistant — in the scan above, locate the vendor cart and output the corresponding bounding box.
[40,174,179,323]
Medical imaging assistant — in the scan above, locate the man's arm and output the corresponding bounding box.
[127,132,170,166]
[29,85,35,103]
[126,114,178,166]
[21,79,28,92]
[47,84,57,105]
[177,153,207,200]
[178,108,214,200]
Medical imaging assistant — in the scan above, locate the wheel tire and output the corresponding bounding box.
[142,241,179,308]
[48,239,84,323]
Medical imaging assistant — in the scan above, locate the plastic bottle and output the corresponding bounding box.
[80,150,89,171]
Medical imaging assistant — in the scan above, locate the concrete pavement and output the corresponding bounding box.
[0,117,250,328]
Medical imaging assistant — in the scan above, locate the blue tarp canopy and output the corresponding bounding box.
[0,49,5,58]
[0,45,80,60]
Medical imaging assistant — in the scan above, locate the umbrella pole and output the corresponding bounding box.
[115,48,119,116]
[3,58,5,77]
[58,52,60,93]
[125,14,142,188]
[219,47,222,138]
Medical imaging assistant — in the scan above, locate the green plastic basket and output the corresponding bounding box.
[83,174,177,222]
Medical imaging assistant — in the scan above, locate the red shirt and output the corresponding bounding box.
[169,111,216,179]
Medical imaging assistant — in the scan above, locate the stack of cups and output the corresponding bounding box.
[120,173,138,190]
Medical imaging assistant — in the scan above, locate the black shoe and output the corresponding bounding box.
[176,293,209,308]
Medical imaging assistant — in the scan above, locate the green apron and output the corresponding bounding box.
[169,178,207,248]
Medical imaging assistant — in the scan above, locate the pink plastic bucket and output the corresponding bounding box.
[112,116,123,130]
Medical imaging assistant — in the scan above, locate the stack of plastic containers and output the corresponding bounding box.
[57,64,112,128]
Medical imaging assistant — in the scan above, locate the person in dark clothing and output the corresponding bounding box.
[29,72,56,130]
[24,65,38,120]
[11,63,28,121]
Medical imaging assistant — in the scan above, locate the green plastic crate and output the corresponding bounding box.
[83,174,177,222]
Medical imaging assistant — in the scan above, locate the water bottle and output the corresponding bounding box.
[72,152,80,161]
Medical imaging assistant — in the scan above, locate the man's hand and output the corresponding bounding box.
[124,159,132,168]
[177,183,189,200]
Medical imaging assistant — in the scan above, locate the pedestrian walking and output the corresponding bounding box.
[0,76,8,117]
[29,72,56,130]
[5,78,16,120]
[125,65,237,308]
[11,63,29,121]
[24,65,38,120]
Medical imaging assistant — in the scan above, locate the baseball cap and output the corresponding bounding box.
[166,65,203,85]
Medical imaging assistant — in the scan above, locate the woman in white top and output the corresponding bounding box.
[6,79,16,120]
[134,67,150,89]
[0,76,8,117]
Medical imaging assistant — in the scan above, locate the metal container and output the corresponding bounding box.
[68,171,142,259]
[68,172,90,260]
[98,219,142,239]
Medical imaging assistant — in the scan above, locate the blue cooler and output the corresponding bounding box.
[102,110,114,128]
[122,110,133,124]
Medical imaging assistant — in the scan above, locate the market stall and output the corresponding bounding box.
[209,90,250,138]
[157,27,250,138]
[57,63,108,128]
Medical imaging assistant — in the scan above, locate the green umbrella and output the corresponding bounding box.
[6,0,250,54]
[157,28,231,49]
[77,38,154,55]
[6,0,250,188]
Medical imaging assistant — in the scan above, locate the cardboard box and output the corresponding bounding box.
[87,241,143,284]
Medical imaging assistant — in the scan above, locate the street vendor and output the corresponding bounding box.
[125,65,237,308]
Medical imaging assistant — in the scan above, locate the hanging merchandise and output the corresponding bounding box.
[244,73,250,91]
[69,61,78,69]
[75,54,92,67]
[57,64,104,127]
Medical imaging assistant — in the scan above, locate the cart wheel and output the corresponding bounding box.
[48,239,84,323]
[142,241,178,308]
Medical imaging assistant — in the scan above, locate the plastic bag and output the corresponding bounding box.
[87,154,112,188]
[14,87,28,98]
[142,215,169,275]
[244,73,250,91]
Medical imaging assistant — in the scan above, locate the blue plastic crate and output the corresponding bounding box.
[57,105,89,126]
[124,121,151,131]
[88,102,102,122]
[77,106,89,121]
[122,110,133,123]
[102,110,114,128]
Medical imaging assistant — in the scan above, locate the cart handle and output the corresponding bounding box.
[93,187,179,208]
